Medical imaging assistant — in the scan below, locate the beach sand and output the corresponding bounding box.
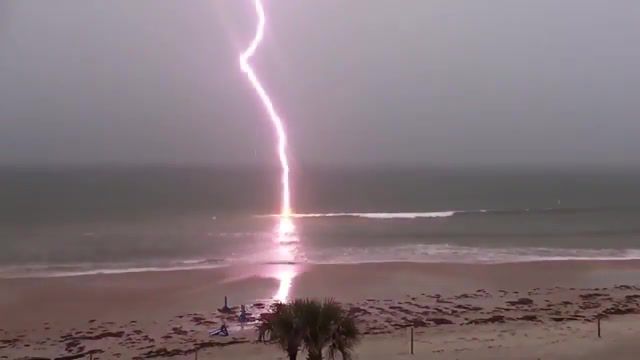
[2,260,640,359]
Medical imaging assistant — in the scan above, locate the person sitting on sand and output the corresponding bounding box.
[209,323,229,337]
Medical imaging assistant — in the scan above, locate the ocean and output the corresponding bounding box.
[2,165,640,277]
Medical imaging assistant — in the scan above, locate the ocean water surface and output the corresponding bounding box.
[2,165,640,277]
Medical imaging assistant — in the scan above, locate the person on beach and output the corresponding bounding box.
[209,323,229,337]
[239,304,248,323]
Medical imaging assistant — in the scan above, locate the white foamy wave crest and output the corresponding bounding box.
[257,207,624,220]
[6,245,640,279]
[259,211,457,219]
[306,244,640,265]
[0,258,228,279]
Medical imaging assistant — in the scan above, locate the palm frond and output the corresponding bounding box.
[257,298,361,360]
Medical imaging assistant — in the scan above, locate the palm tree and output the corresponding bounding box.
[258,299,361,360]
[298,299,360,360]
[258,302,304,360]
[324,303,360,360]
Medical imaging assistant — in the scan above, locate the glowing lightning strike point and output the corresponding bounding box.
[240,0,294,237]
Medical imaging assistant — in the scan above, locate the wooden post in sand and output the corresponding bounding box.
[410,327,414,355]
[195,349,198,360]
[597,317,601,338]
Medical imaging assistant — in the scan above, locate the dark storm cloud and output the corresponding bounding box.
[1,0,639,166]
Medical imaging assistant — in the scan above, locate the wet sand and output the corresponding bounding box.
[2,260,640,359]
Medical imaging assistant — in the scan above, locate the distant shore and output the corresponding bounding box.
[2,260,640,358]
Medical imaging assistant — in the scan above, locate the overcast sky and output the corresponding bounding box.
[1,0,639,166]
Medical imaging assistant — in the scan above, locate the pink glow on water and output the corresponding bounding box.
[272,225,299,302]
[273,266,295,302]
[239,0,293,235]
[277,216,295,236]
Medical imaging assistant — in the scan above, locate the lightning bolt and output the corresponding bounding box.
[240,0,294,236]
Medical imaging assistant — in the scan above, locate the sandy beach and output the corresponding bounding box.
[2,260,640,359]
[4,0,639,358]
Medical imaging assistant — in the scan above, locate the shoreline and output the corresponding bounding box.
[4,257,640,280]
[2,260,640,358]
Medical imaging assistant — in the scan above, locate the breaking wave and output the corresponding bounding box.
[0,258,227,279]
[291,211,457,219]
[307,244,640,265]
[259,206,635,220]
[4,245,640,279]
